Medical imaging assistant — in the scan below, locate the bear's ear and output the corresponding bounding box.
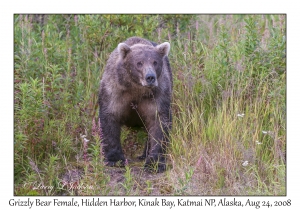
[118,43,131,59]
[156,42,170,57]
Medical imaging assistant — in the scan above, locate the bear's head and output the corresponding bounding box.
[117,42,170,88]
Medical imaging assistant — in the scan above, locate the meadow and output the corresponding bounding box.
[14,14,286,195]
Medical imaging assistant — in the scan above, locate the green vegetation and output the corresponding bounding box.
[14,14,286,195]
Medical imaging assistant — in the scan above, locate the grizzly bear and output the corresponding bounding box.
[98,37,172,172]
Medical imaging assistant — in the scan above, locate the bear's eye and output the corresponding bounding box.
[153,61,157,66]
[137,62,143,68]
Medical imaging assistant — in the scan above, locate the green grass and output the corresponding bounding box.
[14,14,286,195]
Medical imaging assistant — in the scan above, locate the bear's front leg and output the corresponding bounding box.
[99,114,125,167]
[144,120,170,173]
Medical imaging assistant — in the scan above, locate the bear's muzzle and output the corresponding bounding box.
[145,73,156,85]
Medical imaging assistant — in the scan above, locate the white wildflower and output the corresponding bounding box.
[262,131,268,134]
[237,113,245,118]
[242,161,249,167]
[84,138,90,143]
[256,140,262,145]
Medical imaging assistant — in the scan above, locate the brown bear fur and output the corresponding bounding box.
[98,37,172,172]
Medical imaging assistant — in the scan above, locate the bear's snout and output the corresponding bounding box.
[145,73,156,85]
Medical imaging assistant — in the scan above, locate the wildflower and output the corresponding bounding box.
[52,141,57,147]
[83,139,89,162]
[237,113,245,118]
[83,138,89,143]
[92,118,98,137]
[168,31,171,42]
[196,155,202,168]
[99,118,104,140]
[242,161,249,167]
[74,15,78,25]
[28,157,40,173]
[262,130,273,135]
[256,140,262,145]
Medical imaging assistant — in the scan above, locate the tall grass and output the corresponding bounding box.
[14,14,286,195]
